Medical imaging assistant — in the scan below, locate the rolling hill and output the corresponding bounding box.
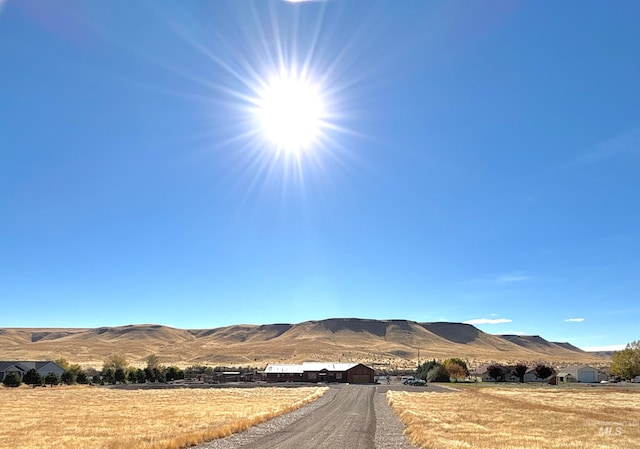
[0,318,605,369]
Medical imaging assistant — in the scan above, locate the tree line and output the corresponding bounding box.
[415,358,554,383]
[2,361,89,388]
[3,355,186,387]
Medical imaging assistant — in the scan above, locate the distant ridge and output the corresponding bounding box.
[0,318,606,368]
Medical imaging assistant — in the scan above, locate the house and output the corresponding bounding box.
[0,361,65,382]
[473,365,555,383]
[556,365,605,383]
[264,362,375,384]
[474,364,514,382]
[523,367,555,382]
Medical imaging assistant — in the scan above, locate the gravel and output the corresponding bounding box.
[196,385,418,449]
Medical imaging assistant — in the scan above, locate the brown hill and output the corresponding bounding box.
[0,318,605,369]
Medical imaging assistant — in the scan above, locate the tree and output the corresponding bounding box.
[153,367,166,383]
[443,358,470,382]
[76,372,89,384]
[486,364,504,382]
[103,355,128,373]
[136,368,147,384]
[165,366,184,381]
[67,364,84,377]
[127,369,139,384]
[23,368,42,386]
[2,372,21,387]
[146,354,160,371]
[611,341,640,379]
[114,368,127,384]
[513,364,528,383]
[61,370,76,385]
[534,364,553,381]
[416,360,439,381]
[426,363,450,382]
[55,358,70,371]
[44,372,60,387]
[144,367,156,383]
[102,368,116,385]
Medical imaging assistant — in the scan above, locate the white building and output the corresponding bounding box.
[557,365,606,383]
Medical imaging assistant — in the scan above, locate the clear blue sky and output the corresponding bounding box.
[1,1,638,351]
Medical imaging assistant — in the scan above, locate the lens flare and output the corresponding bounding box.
[257,73,325,154]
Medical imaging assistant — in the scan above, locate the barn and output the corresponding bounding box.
[264,362,375,384]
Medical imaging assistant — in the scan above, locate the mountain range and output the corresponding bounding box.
[0,318,605,369]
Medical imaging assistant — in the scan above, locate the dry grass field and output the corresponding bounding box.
[388,387,640,449]
[0,385,327,449]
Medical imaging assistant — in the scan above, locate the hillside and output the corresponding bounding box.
[0,318,606,369]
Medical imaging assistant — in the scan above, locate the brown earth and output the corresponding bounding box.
[0,318,606,369]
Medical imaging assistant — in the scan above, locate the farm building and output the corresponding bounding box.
[556,365,606,383]
[0,361,65,382]
[264,362,375,384]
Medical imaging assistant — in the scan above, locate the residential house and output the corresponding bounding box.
[523,367,556,382]
[0,361,65,382]
[264,362,375,384]
[474,364,514,382]
[474,365,555,383]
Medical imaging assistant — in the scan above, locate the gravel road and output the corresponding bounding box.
[198,383,452,449]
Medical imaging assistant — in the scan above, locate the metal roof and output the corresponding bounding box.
[301,362,359,371]
[264,362,361,374]
[264,364,304,374]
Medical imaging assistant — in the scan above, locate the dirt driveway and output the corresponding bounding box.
[199,383,452,449]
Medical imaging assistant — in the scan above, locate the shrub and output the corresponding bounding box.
[23,368,42,386]
[76,372,89,384]
[2,372,21,387]
[102,368,115,385]
[61,370,76,385]
[166,366,185,381]
[114,368,127,384]
[45,372,60,386]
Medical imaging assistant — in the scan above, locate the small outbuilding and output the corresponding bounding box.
[264,362,375,384]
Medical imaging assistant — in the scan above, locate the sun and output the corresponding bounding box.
[256,73,325,153]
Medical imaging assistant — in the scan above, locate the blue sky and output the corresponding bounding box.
[1,1,638,351]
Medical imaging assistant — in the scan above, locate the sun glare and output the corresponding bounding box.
[256,74,325,153]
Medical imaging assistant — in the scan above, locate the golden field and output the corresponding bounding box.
[388,387,640,449]
[0,385,327,449]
